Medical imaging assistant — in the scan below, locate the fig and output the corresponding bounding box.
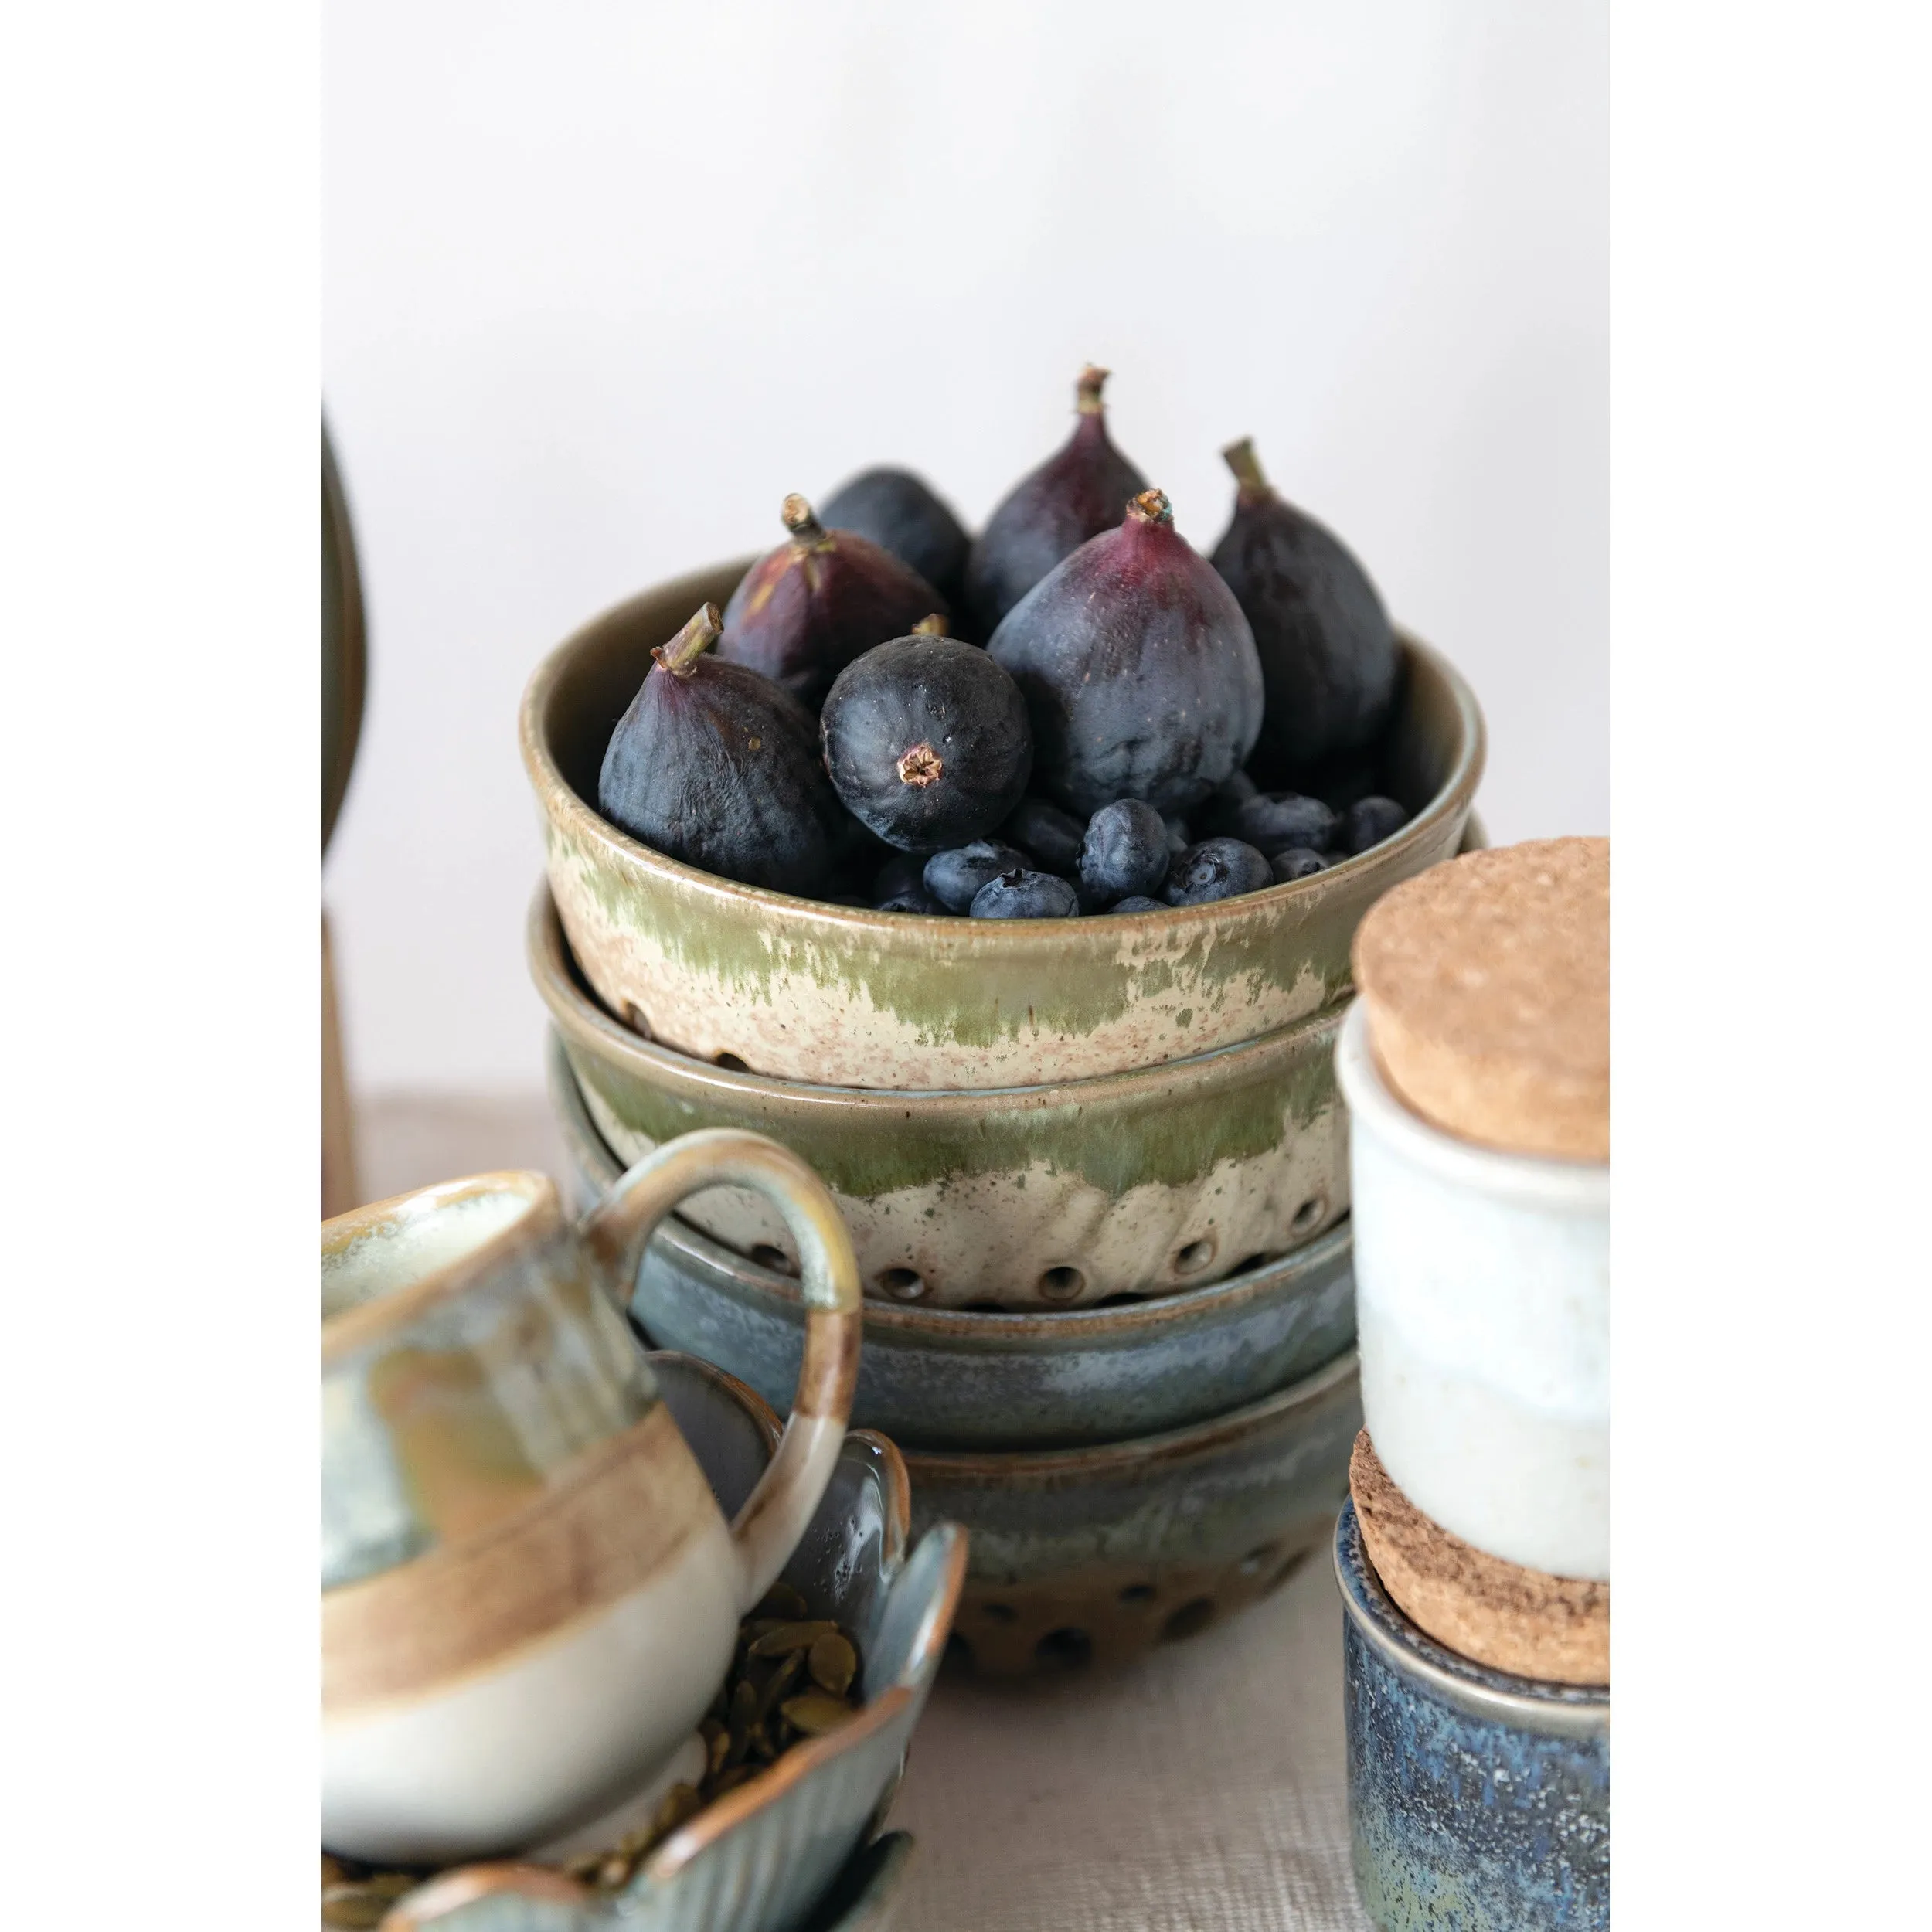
[1209,438,1400,782]
[969,867,1079,920]
[820,619,1032,852]
[988,489,1264,816]
[719,495,944,707]
[923,838,1028,912]
[1339,794,1410,854]
[1079,800,1170,905]
[597,604,841,896]
[821,468,971,614]
[1001,796,1087,876]
[964,366,1148,634]
[1226,791,1338,854]
[1164,838,1271,906]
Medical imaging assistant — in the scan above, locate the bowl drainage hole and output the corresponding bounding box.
[1033,1627,1094,1672]
[1117,1583,1157,1607]
[877,1267,928,1301]
[1172,1238,1216,1277]
[1037,1265,1086,1301]
[1159,1597,1216,1644]
[750,1243,797,1276]
[1237,1542,1281,1579]
[713,1051,750,1072]
[1291,1196,1327,1236]
[980,1602,1017,1624]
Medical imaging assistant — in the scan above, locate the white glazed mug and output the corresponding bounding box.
[1335,1001,1609,1580]
[321,1128,861,1866]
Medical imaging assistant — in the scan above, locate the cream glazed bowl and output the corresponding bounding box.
[519,557,1485,1093]
[321,1130,862,1866]
[1335,1002,1609,1580]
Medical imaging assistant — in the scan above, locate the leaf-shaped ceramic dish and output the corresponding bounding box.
[342,1353,964,1932]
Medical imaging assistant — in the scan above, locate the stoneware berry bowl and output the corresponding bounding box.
[338,1352,965,1932]
[906,1349,1360,1678]
[532,888,1347,1308]
[551,1030,1356,1448]
[1335,1500,1609,1930]
[519,556,1485,1093]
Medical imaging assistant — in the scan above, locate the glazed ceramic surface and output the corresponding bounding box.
[367,1353,961,1932]
[321,1134,863,1864]
[552,1028,1357,1447]
[1336,1005,1610,1579]
[520,556,1484,1090]
[904,1349,1360,1676]
[535,891,1345,1306]
[1335,1502,1608,1930]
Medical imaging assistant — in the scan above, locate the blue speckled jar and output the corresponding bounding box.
[1335,1502,1608,1930]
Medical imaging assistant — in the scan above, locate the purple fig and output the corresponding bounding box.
[820,468,971,614]
[964,366,1148,635]
[1209,438,1400,781]
[988,489,1264,816]
[597,603,842,895]
[719,495,944,708]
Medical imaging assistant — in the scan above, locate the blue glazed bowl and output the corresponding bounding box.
[549,1031,1358,1451]
[1335,1502,1609,1930]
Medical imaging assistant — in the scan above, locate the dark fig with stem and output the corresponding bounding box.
[820,468,971,614]
[988,489,1264,816]
[820,615,1032,852]
[1209,437,1400,783]
[597,604,842,896]
[964,365,1148,634]
[719,495,945,708]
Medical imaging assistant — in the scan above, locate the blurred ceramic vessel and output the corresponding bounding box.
[1335,1004,1609,1579]
[549,1029,1357,1449]
[321,1132,862,1864]
[519,557,1484,1091]
[532,887,1345,1307]
[362,1352,961,1932]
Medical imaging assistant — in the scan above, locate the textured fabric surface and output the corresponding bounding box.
[356,1090,1372,1930]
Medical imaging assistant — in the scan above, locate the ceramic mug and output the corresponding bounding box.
[1335,1001,1609,1580]
[321,1128,862,1866]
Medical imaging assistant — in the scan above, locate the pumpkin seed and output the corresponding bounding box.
[781,1692,859,1736]
[755,1580,810,1620]
[747,1618,839,1658]
[807,1632,857,1696]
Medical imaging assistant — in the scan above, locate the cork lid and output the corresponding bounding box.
[1351,836,1608,1163]
[1350,1432,1607,1686]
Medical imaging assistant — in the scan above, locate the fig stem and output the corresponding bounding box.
[1127,488,1174,527]
[911,613,947,637]
[1222,437,1273,500]
[781,494,829,545]
[1076,365,1110,414]
[651,602,724,677]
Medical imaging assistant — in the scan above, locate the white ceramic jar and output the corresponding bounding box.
[1335,1001,1608,1580]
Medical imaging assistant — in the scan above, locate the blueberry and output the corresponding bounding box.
[1340,795,1410,855]
[1163,838,1272,906]
[875,886,947,914]
[1078,799,1170,905]
[1270,846,1329,884]
[1108,894,1168,914]
[1001,797,1087,876]
[1229,791,1338,853]
[872,851,928,901]
[923,839,1029,912]
[969,867,1080,920]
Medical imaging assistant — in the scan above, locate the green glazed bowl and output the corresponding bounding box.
[519,559,1485,1092]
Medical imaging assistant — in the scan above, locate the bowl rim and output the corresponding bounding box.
[517,555,1487,945]
[897,1344,1359,1480]
[532,882,1347,1114]
[552,1025,1354,1343]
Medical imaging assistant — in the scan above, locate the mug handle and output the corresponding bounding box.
[577,1127,862,1614]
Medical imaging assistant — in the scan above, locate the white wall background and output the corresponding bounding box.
[323,0,1606,1094]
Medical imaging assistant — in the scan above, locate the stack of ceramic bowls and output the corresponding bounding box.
[522,558,1486,1675]
[1331,838,1609,1930]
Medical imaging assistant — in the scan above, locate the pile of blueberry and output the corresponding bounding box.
[595,368,1414,920]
